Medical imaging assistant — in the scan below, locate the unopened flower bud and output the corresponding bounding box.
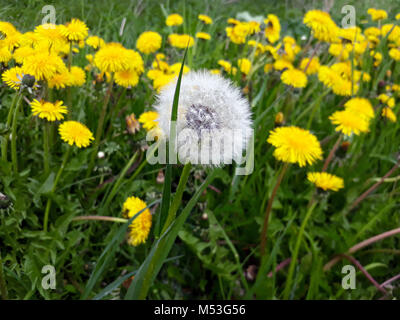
[22,74,35,88]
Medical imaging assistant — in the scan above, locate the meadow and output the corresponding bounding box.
[1,0,400,300]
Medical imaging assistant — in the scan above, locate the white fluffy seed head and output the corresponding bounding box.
[154,70,253,166]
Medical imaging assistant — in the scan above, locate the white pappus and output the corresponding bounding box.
[154,70,253,166]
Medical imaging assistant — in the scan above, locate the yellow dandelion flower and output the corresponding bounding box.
[13,46,35,64]
[344,98,374,120]
[307,172,344,191]
[275,112,284,125]
[2,31,22,50]
[329,43,350,60]
[2,66,24,90]
[59,121,94,148]
[300,57,320,75]
[281,68,308,88]
[267,126,323,167]
[329,109,369,136]
[122,196,152,246]
[367,8,387,21]
[138,111,159,131]
[237,58,251,75]
[382,107,397,122]
[198,14,212,24]
[69,66,86,86]
[371,51,382,67]
[378,94,395,108]
[225,23,250,44]
[389,48,400,61]
[166,14,183,26]
[31,99,68,121]
[0,21,17,37]
[217,59,237,75]
[85,35,105,49]
[396,13,400,20]
[195,32,211,40]
[22,51,66,81]
[168,34,195,49]
[18,31,40,47]
[227,18,240,25]
[115,69,139,88]
[136,31,162,54]
[34,24,67,51]
[47,70,71,89]
[60,19,88,41]
[264,14,281,43]
[303,10,339,43]
[0,45,12,64]
[169,63,190,75]
[209,69,221,75]
[273,59,293,71]
[94,43,131,73]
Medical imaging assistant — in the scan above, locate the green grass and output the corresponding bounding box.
[1,0,400,300]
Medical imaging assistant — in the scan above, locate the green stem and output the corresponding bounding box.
[1,93,18,162]
[260,162,289,257]
[0,250,8,300]
[43,122,50,175]
[161,163,192,234]
[283,202,317,299]
[86,75,114,177]
[11,94,23,173]
[72,216,128,223]
[43,147,71,232]
[101,151,138,212]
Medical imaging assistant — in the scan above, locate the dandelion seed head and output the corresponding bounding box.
[155,70,252,166]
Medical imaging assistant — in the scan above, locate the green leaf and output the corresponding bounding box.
[156,45,189,236]
[124,169,217,300]
[81,200,160,299]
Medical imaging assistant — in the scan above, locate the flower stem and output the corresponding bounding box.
[260,162,289,257]
[323,227,400,271]
[72,216,128,223]
[86,75,114,177]
[161,163,192,234]
[348,159,400,211]
[322,134,342,172]
[11,94,23,173]
[283,201,317,299]
[1,93,19,162]
[43,122,50,175]
[0,250,8,300]
[43,147,71,232]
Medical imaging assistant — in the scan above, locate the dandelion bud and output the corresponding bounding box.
[386,70,392,78]
[22,74,35,87]
[274,112,284,126]
[242,85,250,95]
[125,113,140,135]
